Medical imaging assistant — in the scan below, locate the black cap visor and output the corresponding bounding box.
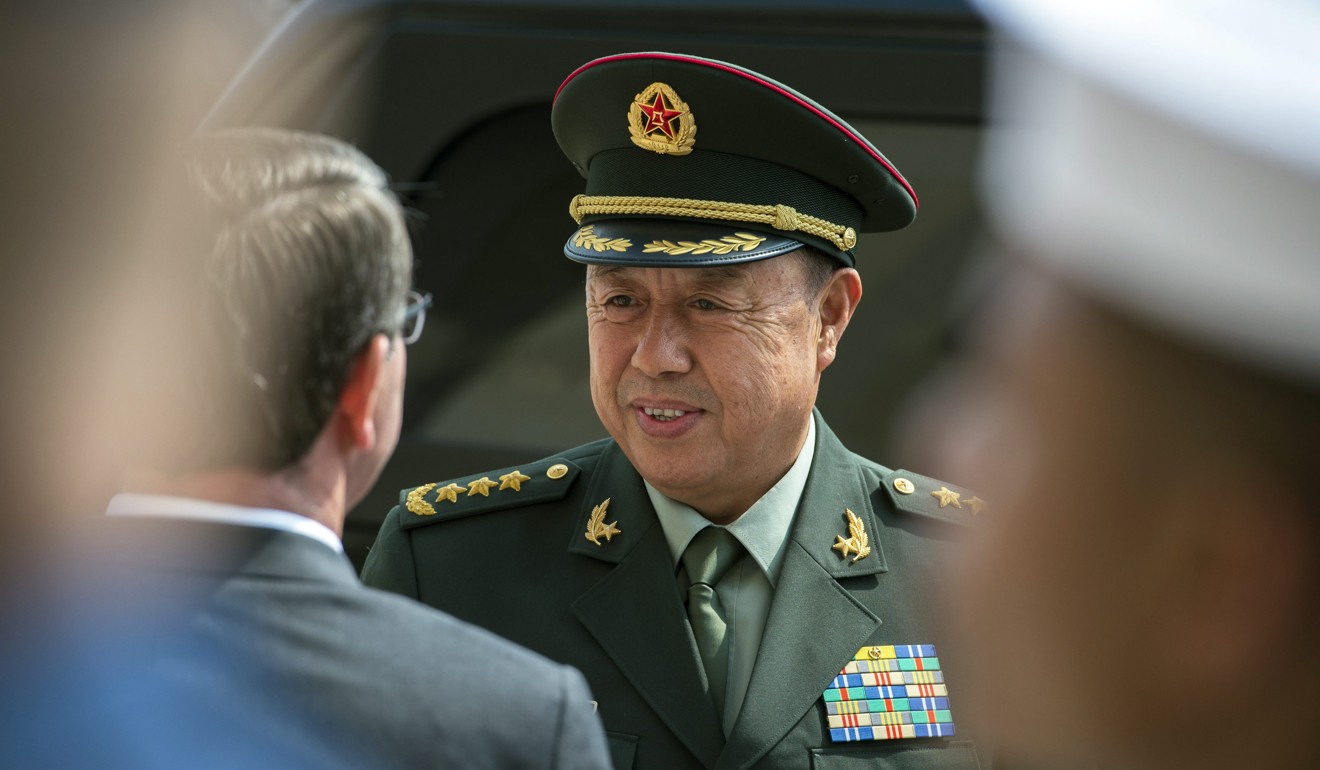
[564,218,807,267]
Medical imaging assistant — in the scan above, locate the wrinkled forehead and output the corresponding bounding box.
[586,262,760,289]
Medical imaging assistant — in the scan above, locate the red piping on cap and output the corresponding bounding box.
[554,52,918,208]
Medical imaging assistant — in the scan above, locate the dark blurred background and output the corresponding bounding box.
[39,0,988,568]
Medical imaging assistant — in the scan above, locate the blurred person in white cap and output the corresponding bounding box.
[912,1,1320,768]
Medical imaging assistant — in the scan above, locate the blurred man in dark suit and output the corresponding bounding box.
[90,127,611,769]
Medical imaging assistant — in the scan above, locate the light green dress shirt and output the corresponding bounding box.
[646,418,816,736]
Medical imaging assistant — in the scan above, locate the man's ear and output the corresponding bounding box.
[336,334,391,451]
[816,267,862,373]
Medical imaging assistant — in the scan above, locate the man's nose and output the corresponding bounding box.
[630,307,692,378]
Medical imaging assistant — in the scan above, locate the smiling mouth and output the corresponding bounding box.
[642,407,688,422]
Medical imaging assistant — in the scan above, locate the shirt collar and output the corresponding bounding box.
[105,493,344,555]
[648,419,815,587]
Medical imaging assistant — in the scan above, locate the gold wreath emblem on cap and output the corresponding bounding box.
[628,82,696,156]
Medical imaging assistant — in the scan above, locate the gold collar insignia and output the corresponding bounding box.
[584,498,622,546]
[832,508,872,564]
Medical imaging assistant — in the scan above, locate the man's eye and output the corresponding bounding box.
[693,298,720,310]
[606,295,635,308]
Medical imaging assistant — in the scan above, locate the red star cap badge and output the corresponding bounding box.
[638,92,682,138]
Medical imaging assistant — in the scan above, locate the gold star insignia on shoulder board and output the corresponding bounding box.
[435,483,465,504]
[405,483,438,516]
[964,496,987,515]
[831,508,872,564]
[931,486,962,509]
[498,470,531,492]
[467,477,498,497]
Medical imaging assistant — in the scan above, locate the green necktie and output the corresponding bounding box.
[678,526,747,724]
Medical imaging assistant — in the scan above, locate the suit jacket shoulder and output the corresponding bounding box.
[101,516,611,770]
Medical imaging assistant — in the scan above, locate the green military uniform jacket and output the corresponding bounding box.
[363,412,986,770]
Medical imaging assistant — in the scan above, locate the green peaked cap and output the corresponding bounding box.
[553,51,918,268]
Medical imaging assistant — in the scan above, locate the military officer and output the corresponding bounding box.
[364,53,985,769]
[922,1,1320,769]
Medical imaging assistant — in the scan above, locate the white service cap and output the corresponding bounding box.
[974,0,1320,382]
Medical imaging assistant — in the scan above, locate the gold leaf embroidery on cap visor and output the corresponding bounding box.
[642,232,766,256]
[572,224,632,253]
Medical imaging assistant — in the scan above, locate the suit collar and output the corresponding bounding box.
[106,493,344,555]
[100,516,360,589]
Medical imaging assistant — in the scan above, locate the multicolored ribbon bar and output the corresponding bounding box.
[823,644,955,742]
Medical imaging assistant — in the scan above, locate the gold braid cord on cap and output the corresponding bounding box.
[569,194,858,251]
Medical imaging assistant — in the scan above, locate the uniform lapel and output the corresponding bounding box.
[717,414,888,770]
[569,442,726,769]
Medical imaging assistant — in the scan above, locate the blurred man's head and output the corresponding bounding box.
[130,128,416,513]
[929,1,1320,767]
[936,268,1320,767]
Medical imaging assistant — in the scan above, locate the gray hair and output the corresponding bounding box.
[143,128,412,472]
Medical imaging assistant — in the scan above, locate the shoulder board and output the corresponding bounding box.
[877,468,986,526]
[398,456,583,530]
